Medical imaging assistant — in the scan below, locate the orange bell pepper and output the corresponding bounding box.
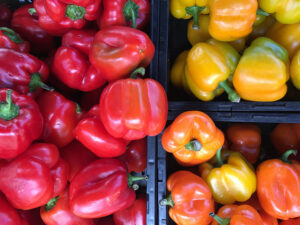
[291,49,300,90]
[161,111,224,166]
[187,15,210,45]
[226,123,261,164]
[159,170,214,225]
[257,150,300,220]
[279,218,300,225]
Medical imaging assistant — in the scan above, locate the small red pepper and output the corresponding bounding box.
[37,91,83,148]
[11,4,55,55]
[18,208,45,225]
[0,89,43,159]
[0,27,30,53]
[52,29,106,91]
[75,105,128,158]
[279,218,300,225]
[0,4,11,27]
[99,0,150,29]
[90,26,155,81]
[69,158,147,218]
[0,193,24,225]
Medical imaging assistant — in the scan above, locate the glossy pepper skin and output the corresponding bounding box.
[0,27,30,53]
[41,188,94,225]
[75,105,128,158]
[0,89,43,159]
[160,171,214,225]
[0,4,11,27]
[37,91,82,148]
[90,26,155,81]
[210,204,263,225]
[233,37,289,102]
[199,149,256,204]
[279,218,300,225]
[259,0,300,24]
[99,0,150,29]
[226,123,261,164]
[0,193,24,225]
[291,49,300,90]
[0,143,68,210]
[69,158,147,218]
[257,150,300,220]
[11,4,55,55]
[208,0,257,41]
[0,48,51,98]
[100,71,168,140]
[53,29,106,91]
[113,196,146,225]
[162,111,224,166]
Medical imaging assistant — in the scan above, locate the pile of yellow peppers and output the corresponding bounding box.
[170,0,300,102]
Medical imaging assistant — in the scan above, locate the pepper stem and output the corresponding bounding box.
[28,8,37,15]
[215,148,224,167]
[130,67,146,79]
[185,5,206,29]
[29,73,54,93]
[209,212,230,225]
[218,81,240,102]
[159,194,174,207]
[75,103,81,114]
[128,173,148,188]
[65,4,86,21]
[0,27,23,44]
[281,150,297,164]
[0,90,19,121]
[44,196,59,212]
[123,0,140,29]
[256,9,269,16]
[185,139,202,151]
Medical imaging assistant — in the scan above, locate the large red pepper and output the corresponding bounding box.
[37,91,83,148]
[0,89,43,159]
[75,105,128,158]
[0,4,11,27]
[11,4,55,55]
[69,158,147,218]
[99,0,150,29]
[100,69,168,140]
[0,48,52,98]
[279,218,300,225]
[0,27,30,53]
[90,26,155,81]
[53,29,106,91]
[0,143,68,210]
[0,193,24,225]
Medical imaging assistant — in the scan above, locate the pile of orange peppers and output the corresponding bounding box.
[160,111,300,225]
[170,0,300,102]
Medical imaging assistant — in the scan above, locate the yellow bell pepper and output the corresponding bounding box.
[199,149,256,205]
[187,15,210,45]
[291,49,300,90]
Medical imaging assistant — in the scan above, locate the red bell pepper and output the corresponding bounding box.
[0,143,68,210]
[99,69,168,140]
[0,27,30,53]
[0,89,43,159]
[113,195,146,225]
[11,4,55,55]
[94,216,115,225]
[75,105,128,158]
[0,4,11,27]
[90,26,155,81]
[0,193,24,225]
[69,158,147,218]
[99,0,150,29]
[52,29,106,91]
[41,188,94,225]
[37,91,83,148]
[18,208,45,225]
[60,141,98,181]
[0,48,52,98]
[118,138,147,173]
[279,218,300,225]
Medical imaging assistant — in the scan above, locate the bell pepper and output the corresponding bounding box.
[118,138,147,173]
[37,91,83,148]
[0,193,24,225]
[0,89,43,159]
[0,48,52,98]
[18,208,45,225]
[0,4,11,27]
[226,123,261,164]
[258,0,300,24]
[187,15,210,45]
[75,105,128,158]
[279,218,300,225]
[11,4,55,55]
[69,158,147,218]
[291,49,300,90]
[208,0,257,41]
[257,150,300,220]
[113,195,146,225]
[199,148,256,204]
[161,111,224,166]
[0,27,30,53]
[159,170,214,225]
[94,217,115,225]
[90,26,155,81]
[0,143,68,210]
[41,188,94,225]
[185,39,240,102]
[233,37,289,102]
[100,68,168,140]
[99,0,150,29]
[210,204,263,225]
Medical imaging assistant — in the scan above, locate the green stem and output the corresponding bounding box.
[159,194,174,207]
[215,148,224,167]
[65,4,86,21]
[256,9,269,16]
[28,8,37,15]
[0,27,23,44]
[281,150,297,164]
[44,196,59,211]
[29,73,54,93]
[218,81,240,102]
[123,0,140,29]
[209,212,230,225]
[75,103,81,114]
[128,173,148,188]
[185,5,206,29]
[130,67,146,79]
[185,139,202,151]
[0,90,19,121]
